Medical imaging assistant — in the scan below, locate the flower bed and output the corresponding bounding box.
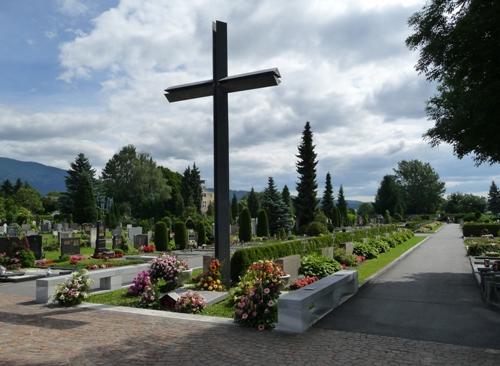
[196,258,224,291]
[53,269,92,306]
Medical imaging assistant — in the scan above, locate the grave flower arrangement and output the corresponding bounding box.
[128,270,153,296]
[196,258,225,291]
[149,254,188,290]
[174,291,206,314]
[35,258,55,268]
[53,269,92,307]
[289,276,318,290]
[234,260,284,330]
[70,255,86,265]
[140,244,156,253]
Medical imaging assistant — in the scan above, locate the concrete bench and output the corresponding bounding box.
[35,263,151,303]
[276,270,358,333]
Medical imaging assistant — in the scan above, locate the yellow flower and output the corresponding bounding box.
[208,286,213,291]
[204,283,208,287]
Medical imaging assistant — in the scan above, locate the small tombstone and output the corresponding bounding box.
[147,230,153,243]
[82,223,93,234]
[321,246,335,260]
[62,223,69,231]
[133,234,149,248]
[26,230,38,237]
[188,229,197,242]
[70,223,81,231]
[339,242,354,255]
[58,231,72,243]
[112,235,123,250]
[275,254,301,281]
[90,228,97,248]
[128,227,143,244]
[2,223,6,233]
[251,218,257,237]
[27,235,43,259]
[126,224,132,230]
[7,225,19,237]
[41,221,52,232]
[112,226,122,237]
[230,224,239,236]
[21,224,31,232]
[56,223,63,232]
[60,238,80,257]
[0,224,5,234]
[95,221,107,254]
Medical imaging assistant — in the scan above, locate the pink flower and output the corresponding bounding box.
[263,287,270,294]
[267,300,274,307]
[242,313,248,319]
[257,324,265,331]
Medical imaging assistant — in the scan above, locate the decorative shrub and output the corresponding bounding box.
[154,221,169,251]
[353,242,379,259]
[238,208,252,242]
[256,209,269,237]
[128,270,153,296]
[234,260,284,330]
[369,238,391,254]
[18,249,35,268]
[140,244,156,253]
[463,223,500,237]
[197,258,225,291]
[333,249,358,267]
[139,283,158,308]
[149,254,188,289]
[53,269,92,307]
[174,291,206,314]
[299,253,341,278]
[196,221,206,245]
[289,276,318,290]
[306,221,328,236]
[174,222,188,249]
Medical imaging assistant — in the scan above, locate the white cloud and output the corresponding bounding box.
[57,0,88,17]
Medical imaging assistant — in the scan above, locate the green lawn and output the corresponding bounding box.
[356,236,426,283]
[87,288,141,307]
[44,246,96,260]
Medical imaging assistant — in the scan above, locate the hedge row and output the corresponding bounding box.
[462,223,500,237]
[230,225,399,283]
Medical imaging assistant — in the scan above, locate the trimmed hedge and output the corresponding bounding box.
[154,221,169,251]
[174,222,188,249]
[230,225,400,283]
[462,223,500,237]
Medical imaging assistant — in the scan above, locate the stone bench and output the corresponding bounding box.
[36,263,151,303]
[276,270,358,333]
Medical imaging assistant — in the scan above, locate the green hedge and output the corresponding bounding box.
[462,223,500,237]
[230,225,399,283]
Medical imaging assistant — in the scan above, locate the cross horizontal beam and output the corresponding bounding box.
[164,68,281,102]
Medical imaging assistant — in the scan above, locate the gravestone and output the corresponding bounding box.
[147,230,153,243]
[60,238,80,257]
[94,221,107,254]
[7,225,19,237]
[275,254,301,281]
[112,235,124,250]
[41,221,52,232]
[58,231,72,243]
[133,234,149,248]
[82,223,93,234]
[27,235,43,259]
[251,218,257,237]
[128,227,142,244]
[62,223,69,231]
[230,224,239,236]
[70,223,81,231]
[0,224,5,235]
[321,246,335,260]
[90,228,97,248]
[56,223,63,232]
[0,237,24,257]
[21,224,31,232]
[26,230,38,237]
[112,226,122,237]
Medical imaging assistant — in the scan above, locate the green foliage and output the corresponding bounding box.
[14,186,43,213]
[306,221,328,236]
[256,209,269,237]
[261,177,291,235]
[18,249,35,268]
[238,208,252,242]
[180,164,202,213]
[369,238,391,254]
[488,181,500,214]
[295,121,318,228]
[407,0,500,164]
[353,242,379,259]
[321,172,335,220]
[247,187,260,218]
[231,194,239,223]
[465,238,500,256]
[384,210,392,224]
[337,185,348,225]
[154,221,169,251]
[331,205,341,228]
[196,221,206,245]
[299,253,341,278]
[394,160,445,214]
[374,175,405,216]
[334,249,357,267]
[281,185,293,216]
[462,223,500,237]
[444,192,488,214]
[174,221,188,249]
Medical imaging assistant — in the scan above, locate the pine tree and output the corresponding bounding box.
[181,166,194,208]
[1,180,14,197]
[247,187,260,218]
[337,185,348,226]
[190,163,202,213]
[261,177,292,235]
[321,172,335,220]
[488,181,500,214]
[281,185,293,215]
[332,206,341,228]
[13,178,23,193]
[374,175,405,216]
[238,208,252,242]
[66,153,97,224]
[256,209,269,237]
[196,221,206,245]
[295,122,318,229]
[231,194,239,221]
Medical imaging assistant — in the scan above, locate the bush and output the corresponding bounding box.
[306,221,328,236]
[174,222,188,249]
[289,276,318,290]
[149,254,188,290]
[463,223,500,237]
[238,208,252,242]
[369,238,391,254]
[334,249,358,267]
[196,221,206,245]
[299,254,341,278]
[174,291,206,314]
[256,209,269,237]
[18,249,35,268]
[353,242,379,259]
[128,270,153,296]
[154,221,169,251]
[53,269,92,306]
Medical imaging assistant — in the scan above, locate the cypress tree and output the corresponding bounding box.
[231,194,239,221]
[337,185,348,226]
[281,185,293,214]
[247,187,260,218]
[154,221,168,251]
[196,221,206,245]
[238,208,252,242]
[321,172,335,220]
[256,209,269,237]
[295,122,318,229]
[181,166,194,208]
[1,180,14,197]
[488,181,500,214]
[66,153,97,224]
[190,163,202,213]
[174,221,188,249]
[332,206,341,228]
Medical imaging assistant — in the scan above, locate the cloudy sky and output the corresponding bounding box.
[0,0,498,201]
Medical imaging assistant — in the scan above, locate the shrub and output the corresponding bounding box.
[333,249,357,267]
[53,269,92,306]
[233,260,284,330]
[306,221,328,236]
[174,222,188,249]
[299,253,341,278]
[289,276,318,290]
[369,238,390,254]
[353,242,379,259]
[149,254,188,289]
[154,221,169,251]
[463,223,500,237]
[128,270,152,296]
[256,209,269,237]
[18,249,35,268]
[238,208,252,242]
[196,221,206,245]
[174,291,206,314]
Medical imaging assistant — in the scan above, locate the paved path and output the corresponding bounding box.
[317,224,500,349]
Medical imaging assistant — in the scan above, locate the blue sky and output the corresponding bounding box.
[0,0,498,201]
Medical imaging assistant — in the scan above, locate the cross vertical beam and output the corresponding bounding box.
[212,21,231,284]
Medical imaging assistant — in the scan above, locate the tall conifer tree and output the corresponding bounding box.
[247,187,260,218]
[65,153,97,224]
[262,177,291,235]
[488,181,500,214]
[321,172,335,220]
[337,185,348,226]
[295,122,318,230]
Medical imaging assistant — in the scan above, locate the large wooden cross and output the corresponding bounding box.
[164,20,281,283]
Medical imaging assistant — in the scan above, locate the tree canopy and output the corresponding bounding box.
[407,0,500,164]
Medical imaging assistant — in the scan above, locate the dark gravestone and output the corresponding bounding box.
[61,238,80,257]
[94,221,107,254]
[134,234,149,248]
[7,225,19,237]
[27,235,43,260]
[112,235,123,250]
[0,237,24,256]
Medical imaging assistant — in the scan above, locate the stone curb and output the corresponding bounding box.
[360,234,431,288]
[78,302,236,326]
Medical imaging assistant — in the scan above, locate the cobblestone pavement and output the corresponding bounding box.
[1,294,499,366]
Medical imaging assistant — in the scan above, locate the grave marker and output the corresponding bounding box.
[94,221,107,254]
[60,238,80,257]
[134,234,148,248]
[27,235,43,260]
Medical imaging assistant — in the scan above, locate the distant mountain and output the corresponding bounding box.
[0,157,67,195]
